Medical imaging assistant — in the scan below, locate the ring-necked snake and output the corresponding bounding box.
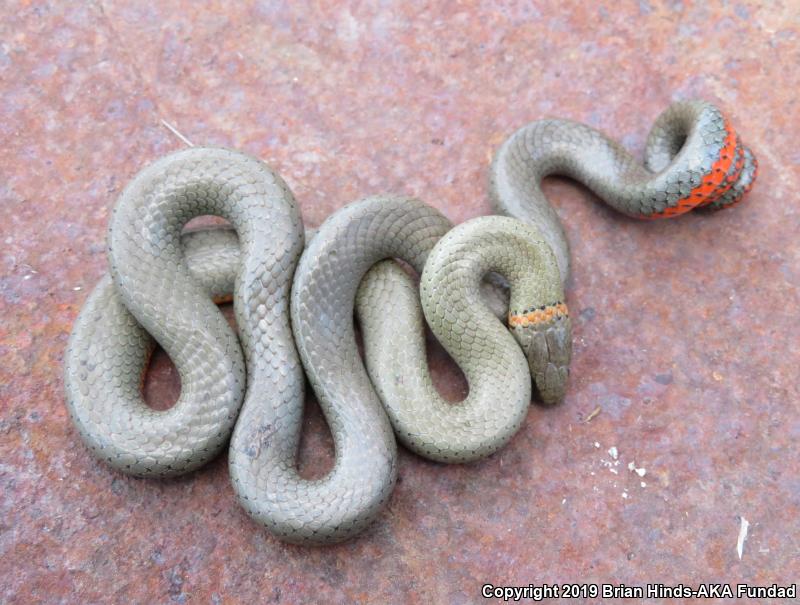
[64,100,756,543]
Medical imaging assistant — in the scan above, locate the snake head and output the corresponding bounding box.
[508,302,572,406]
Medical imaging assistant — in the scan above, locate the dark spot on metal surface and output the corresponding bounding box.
[654,372,673,385]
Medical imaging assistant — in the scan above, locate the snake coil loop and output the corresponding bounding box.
[490,99,757,278]
[64,99,756,544]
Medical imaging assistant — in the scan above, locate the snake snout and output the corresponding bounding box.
[509,312,572,406]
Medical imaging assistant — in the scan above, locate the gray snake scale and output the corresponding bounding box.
[64,101,756,543]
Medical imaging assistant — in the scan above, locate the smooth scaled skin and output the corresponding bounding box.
[66,173,571,543]
[64,148,304,477]
[356,216,569,463]
[236,197,568,542]
[64,99,757,544]
[61,149,573,542]
[230,196,452,543]
[490,99,757,280]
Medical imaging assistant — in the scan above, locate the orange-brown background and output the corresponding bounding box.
[1,1,798,603]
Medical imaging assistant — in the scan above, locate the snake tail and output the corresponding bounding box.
[489,99,757,280]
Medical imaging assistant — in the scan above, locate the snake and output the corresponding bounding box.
[64,99,756,544]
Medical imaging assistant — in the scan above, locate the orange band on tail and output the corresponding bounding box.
[646,117,740,219]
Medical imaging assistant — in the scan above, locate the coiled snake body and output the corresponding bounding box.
[64,100,755,543]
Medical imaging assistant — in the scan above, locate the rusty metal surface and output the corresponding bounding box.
[1,1,798,603]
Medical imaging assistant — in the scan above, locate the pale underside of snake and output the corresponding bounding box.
[64,100,756,544]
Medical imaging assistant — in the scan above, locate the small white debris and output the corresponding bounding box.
[736,517,750,560]
[584,406,601,423]
[23,275,32,280]
[609,468,618,475]
[627,461,647,476]
[622,492,628,499]
[561,498,566,505]
[608,446,618,460]
[594,442,600,448]
[640,481,647,488]
[160,119,195,147]
[72,286,82,291]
